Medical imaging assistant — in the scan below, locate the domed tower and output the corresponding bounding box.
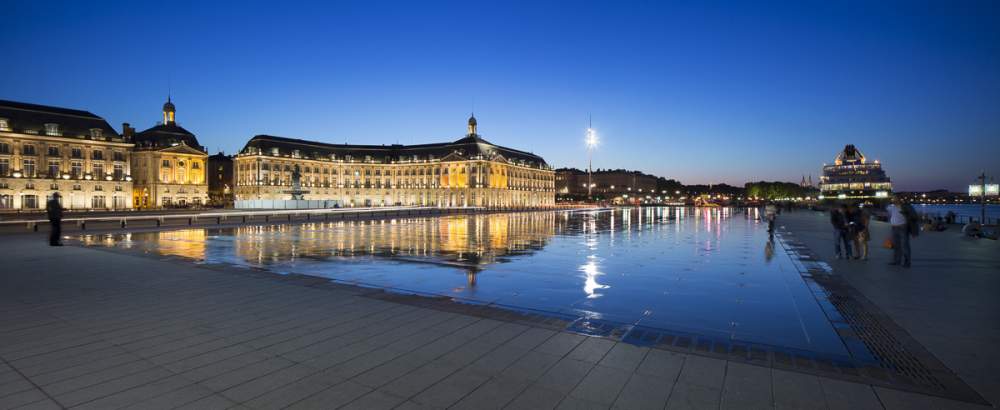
[162,96,176,125]
[467,113,477,136]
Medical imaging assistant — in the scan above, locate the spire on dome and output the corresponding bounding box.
[467,113,477,135]
[162,96,176,125]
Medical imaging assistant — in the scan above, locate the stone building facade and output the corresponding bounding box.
[555,168,658,199]
[0,100,133,211]
[233,116,554,208]
[130,98,209,208]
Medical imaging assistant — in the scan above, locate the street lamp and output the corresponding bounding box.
[586,119,597,200]
[970,171,998,224]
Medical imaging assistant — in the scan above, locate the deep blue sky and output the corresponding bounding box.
[3,1,999,191]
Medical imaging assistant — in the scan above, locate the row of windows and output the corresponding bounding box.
[0,182,124,191]
[0,158,126,179]
[160,159,201,169]
[0,141,126,161]
[245,147,548,169]
[239,175,554,190]
[0,194,127,209]
[238,161,553,181]
[0,119,108,139]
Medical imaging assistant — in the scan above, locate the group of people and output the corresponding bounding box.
[829,197,919,267]
[829,203,872,260]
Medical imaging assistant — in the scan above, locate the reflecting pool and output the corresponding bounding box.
[80,207,848,356]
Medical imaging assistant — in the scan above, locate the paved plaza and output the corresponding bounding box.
[1,212,997,409]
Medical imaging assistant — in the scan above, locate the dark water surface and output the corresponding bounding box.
[80,207,848,356]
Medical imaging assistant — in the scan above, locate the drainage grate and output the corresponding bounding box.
[825,288,943,389]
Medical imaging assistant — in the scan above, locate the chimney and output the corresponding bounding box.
[122,122,134,141]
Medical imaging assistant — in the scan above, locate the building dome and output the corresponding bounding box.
[162,97,176,125]
[466,113,478,135]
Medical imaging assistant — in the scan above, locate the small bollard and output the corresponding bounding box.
[156,218,162,227]
[80,221,86,230]
[121,219,126,228]
[217,217,221,224]
[242,216,246,223]
[32,222,38,232]
[188,217,193,225]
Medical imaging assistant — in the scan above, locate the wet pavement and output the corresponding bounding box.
[2,209,995,409]
[80,207,848,358]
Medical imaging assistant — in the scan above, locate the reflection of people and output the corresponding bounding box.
[466,270,477,288]
[46,193,64,246]
[764,239,774,262]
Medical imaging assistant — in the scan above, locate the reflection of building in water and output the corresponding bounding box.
[230,212,556,271]
[150,229,207,258]
[81,229,207,260]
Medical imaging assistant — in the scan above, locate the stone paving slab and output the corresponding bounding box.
[0,233,995,410]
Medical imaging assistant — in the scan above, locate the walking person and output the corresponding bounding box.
[46,193,64,246]
[845,204,861,259]
[764,202,777,239]
[887,197,918,267]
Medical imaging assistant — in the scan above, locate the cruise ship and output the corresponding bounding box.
[819,144,892,200]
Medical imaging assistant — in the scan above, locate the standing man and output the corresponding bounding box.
[830,206,852,259]
[887,197,917,267]
[46,193,64,246]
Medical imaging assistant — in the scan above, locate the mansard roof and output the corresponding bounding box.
[239,134,550,169]
[0,99,123,141]
[134,123,205,152]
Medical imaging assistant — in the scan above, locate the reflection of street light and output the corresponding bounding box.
[586,117,597,200]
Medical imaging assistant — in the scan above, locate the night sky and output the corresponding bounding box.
[4,0,998,191]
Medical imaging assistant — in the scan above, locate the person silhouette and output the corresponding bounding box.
[46,193,64,246]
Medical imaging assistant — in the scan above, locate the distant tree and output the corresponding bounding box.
[744,181,819,199]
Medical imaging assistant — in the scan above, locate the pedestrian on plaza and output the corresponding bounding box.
[854,205,871,260]
[830,205,852,259]
[886,197,918,267]
[845,204,859,259]
[46,193,64,246]
[764,202,777,238]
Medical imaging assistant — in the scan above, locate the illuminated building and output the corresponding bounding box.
[819,144,892,200]
[0,100,133,210]
[555,168,658,198]
[233,115,555,207]
[130,98,209,208]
